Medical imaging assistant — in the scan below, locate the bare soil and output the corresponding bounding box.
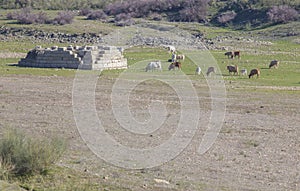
[0,74,299,191]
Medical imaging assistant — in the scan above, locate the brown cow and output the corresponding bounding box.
[248,69,260,78]
[233,51,240,59]
[169,62,181,70]
[176,54,185,61]
[269,60,279,69]
[227,65,239,75]
[225,51,241,59]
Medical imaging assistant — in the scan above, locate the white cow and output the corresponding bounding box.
[195,66,201,75]
[240,69,247,75]
[168,45,176,53]
[146,61,162,72]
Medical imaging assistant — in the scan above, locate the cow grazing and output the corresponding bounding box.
[167,45,176,53]
[169,62,181,70]
[146,61,162,72]
[225,51,240,59]
[195,66,201,75]
[269,60,279,69]
[233,51,241,59]
[227,65,239,75]
[206,67,215,76]
[248,68,260,78]
[176,54,185,61]
[240,69,247,76]
[225,51,233,59]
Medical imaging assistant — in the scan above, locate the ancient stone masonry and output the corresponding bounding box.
[18,45,127,70]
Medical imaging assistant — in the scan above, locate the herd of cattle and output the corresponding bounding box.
[223,51,279,78]
[145,47,280,79]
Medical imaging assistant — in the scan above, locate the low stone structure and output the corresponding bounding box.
[18,45,127,70]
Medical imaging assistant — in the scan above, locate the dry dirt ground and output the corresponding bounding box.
[0,73,299,191]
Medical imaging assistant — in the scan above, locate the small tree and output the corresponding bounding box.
[267,5,299,23]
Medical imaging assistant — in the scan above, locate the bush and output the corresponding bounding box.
[87,10,107,20]
[177,0,209,22]
[53,11,75,25]
[35,11,49,24]
[114,13,135,26]
[267,5,299,23]
[0,128,66,177]
[0,158,14,180]
[15,0,31,8]
[6,11,18,20]
[104,0,209,23]
[6,9,74,25]
[149,13,163,21]
[79,8,92,16]
[11,7,36,24]
[6,8,49,24]
[218,11,237,23]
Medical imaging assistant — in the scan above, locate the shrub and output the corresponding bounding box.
[35,11,49,24]
[87,10,107,20]
[114,13,135,26]
[15,9,38,24]
[6,8,49,24]
[178,0,209,22]
[15,0,31,8]
[0,128,66,177]
[79,8,92,16]
[218,11,237,23]
[149,13,163,21]
[0,158,14,180]
[53,11,75,25]
[6,11,18,20]
[267,5,299,23]
[104,0,209,23]
[115,13,131,22]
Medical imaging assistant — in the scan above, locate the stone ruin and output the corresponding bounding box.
[18,45,127,70]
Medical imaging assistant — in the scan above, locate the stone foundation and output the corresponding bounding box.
[18,45,127,70]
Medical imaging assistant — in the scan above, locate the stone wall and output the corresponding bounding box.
[18,45,127,70]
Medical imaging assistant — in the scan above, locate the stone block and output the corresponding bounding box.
[51,46,58,50]
[58,47,67,51]
[19,45,127,70]
[67,45,73,50]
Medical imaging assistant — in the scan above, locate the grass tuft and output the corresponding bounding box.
[0,128,66,178]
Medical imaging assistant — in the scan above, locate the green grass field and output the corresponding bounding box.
[1,40,299,86]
